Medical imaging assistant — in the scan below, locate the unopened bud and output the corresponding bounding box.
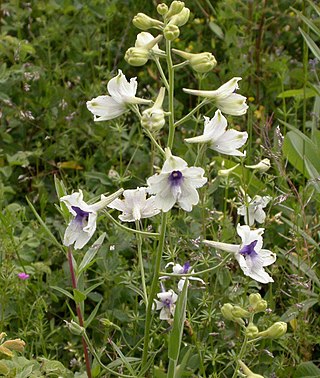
[258,322,287,339]
[166,1,185,19]
[245,322,259,338]
[141,87,166,132]
[218,164,240,177]
[249,293,267,313]
[172,49,217,73]
[221,303,234,321]
[238,360,265,378]
[0,345,13,357]
[168,7,190,27]
[2,339,25,352]
[163,24,180,40]
[157,3,168,16]
[245,158,271,172]
[65,320,85,336]
[232,305,250,318]
[133,13,164,31]
[125,47,149,66]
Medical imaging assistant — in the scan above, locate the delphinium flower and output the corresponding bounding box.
[185,109,248,156]
[154,289,178,320]
[60,188,123,249]
[237,195,272,226]
[183,77,248,116]
[204,224,276,283]
[161,261,206,292]
[108,187,160,222]
[86,69,152,122]
[147,148,207,212]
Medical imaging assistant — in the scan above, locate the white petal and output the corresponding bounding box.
[211,130,248,156]
[259,249,276,266]
[161,154,188,173]
[107,69,137,103]
[217,93,248,116]
[203,240,239,253]
[160,307,171,320]
[135,32,154,47]
[178,183,199,212]
[86,95,126,121]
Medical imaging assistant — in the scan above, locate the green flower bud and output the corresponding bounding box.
[245,322,259,338]
[168,7,190,27]
[157,3,168,16]
[258,322,287,339]
[141,87,166,132]
[221,303,234,321]
[125,47,149,66]
[133,13,164,31]
[163,24,180,40]
[172,49,217,73]
[166,1,185,19]
[65,320,85,336]
[238,360,265,378]
[249,293,267,313]
[232,305,250,318]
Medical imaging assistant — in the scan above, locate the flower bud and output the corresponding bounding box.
[245,158,271,172]
[157,3,168,16]
[218,164,240,177]
[141,87,166,132]
[238,360,265,378]
[163,24,180,40]
[258,322,287,339]
[133,13,164,31]
[249,293,267,313]
[166,1,185,19]
[65,320,85,336]
[221,303,234,321]
[245,322,259,338]
[168,7,190,27]
[172,49,217,73]
[125,47,149,66]
[232,305,250,318]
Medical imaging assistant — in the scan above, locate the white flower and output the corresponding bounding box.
[86,69,152,122]
[161,261,206,292]
[147,148,207,212]
[185,110,248,156]
[237,195,272,226]
[107,187,160,222]
[135,32,163,53]
[60,188,123,249]
[183,77,248,116]
[203,224,276,284]
[154,289,178,320]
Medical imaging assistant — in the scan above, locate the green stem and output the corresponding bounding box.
[154,57,169,91]
[175,99,210,128]
[135,221,148,307]
[167,358,176,378]
[166,39,175,149]
[141,212,168,371]
[231,334,249,378]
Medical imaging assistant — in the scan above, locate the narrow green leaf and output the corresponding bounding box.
[83,281,103,296]
[308,0,320,18]
[77,233,106,276]
[26,197,65,252]
[208,21,224,39]
[168,279,188,362]
[84,299,103,328]
[299,27,320,60]
[277,87,316,99]
[109,339,136,376]
[73,289,87,303]
[294,361,320,378]
[51,286,74,300]
[175,348,192,378]
[292,9,320,37]
[281,298,318,322]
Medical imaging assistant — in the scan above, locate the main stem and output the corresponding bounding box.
[135,221,148,307]
[141,212,168,370]
[166,39,175,150]
[67,247,92,378]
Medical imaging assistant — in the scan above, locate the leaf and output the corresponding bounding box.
[277,87,317,99]
[108,339,136,376]
[77,233,106,276]
[73,289,87,303]
[168,279,188,362]
[83,281,103,296]
[294,361,320,378]
[50,286,74,301]
[57,161,83,170]
[280,298,318,322]
[292,9,320,37]
[208,21,224,39]
[84,299,103,328]
[299,27,320,60]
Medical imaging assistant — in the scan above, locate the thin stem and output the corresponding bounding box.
[231,334,249,378]
[141,212,168,370]
[166,39,175,149]
[175,99,210,128]
[154,56,169,91]
[68,247,92,378]
[135,221,148,307]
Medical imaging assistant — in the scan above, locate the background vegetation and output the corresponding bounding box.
[0,0,319,377]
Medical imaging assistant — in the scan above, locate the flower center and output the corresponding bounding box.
[169,170,183,187]
[164,298,172,307]
[72,206,90,224]
[239,240,258,256]
[182,261,190,274]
